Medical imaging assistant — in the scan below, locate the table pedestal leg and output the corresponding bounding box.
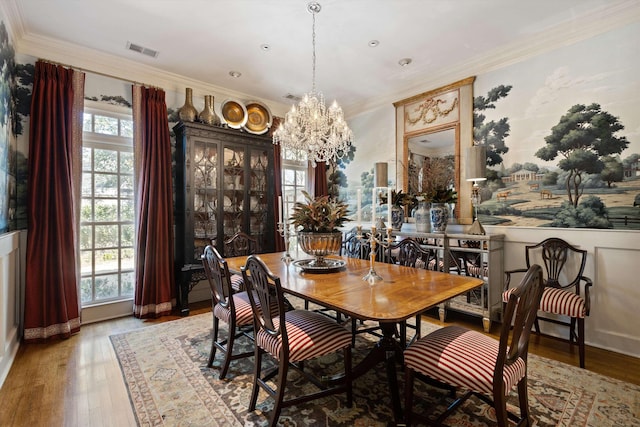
[349,322,404,422]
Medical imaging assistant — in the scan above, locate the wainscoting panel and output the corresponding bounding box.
[0,232,22,388]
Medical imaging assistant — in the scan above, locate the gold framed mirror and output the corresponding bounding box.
[394,76,475,224]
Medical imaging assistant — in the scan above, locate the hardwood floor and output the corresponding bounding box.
[0,301,638,427]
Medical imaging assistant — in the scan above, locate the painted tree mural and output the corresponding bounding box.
[536,103,629,207]
[473,85,512,167]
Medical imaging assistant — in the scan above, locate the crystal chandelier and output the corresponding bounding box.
[272,1,353,167]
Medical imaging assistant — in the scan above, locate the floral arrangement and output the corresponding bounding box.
[290,191,351,233]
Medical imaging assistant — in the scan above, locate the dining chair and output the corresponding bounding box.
[223,231,260,257]
[404,264,544,427]
[201,245,254,379]
[502,237,592,368]
[386,238,438,345]
[241,255,353,427]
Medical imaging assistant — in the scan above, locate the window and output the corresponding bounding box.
[281,147,308,217]
[80,103,135,306]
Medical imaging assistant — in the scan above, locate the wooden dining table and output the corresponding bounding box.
[225,252,483,422]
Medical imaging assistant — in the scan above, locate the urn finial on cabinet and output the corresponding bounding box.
[199,95,221,126]
[178,88,198,122]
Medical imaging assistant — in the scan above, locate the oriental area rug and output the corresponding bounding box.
[110,312,640,427]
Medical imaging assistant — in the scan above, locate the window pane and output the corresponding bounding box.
[94,115,119,135]
[120,151,133,172]
[121,272,134,296]
[120,119,133,137]
[121,248,134,270]
[121,199,134,221]
[120,175,133,198]
[121,224,134,246]
[95,249,119,273]
[83,113,92,132]
[80,198,93,221]
[284,169,295,185]
[83,147,92,170]
[95,173,118,196]
[81,277,93,303]
[94,199,118,222]
[296,170,306,186]
[80,225,92,250]
[95,274,119,299]
[82,173,93,197]
[94,149,118,172]
[80,250,93,273]
[95,225,118,248]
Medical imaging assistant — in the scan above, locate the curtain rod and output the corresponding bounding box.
[38,58,162,90]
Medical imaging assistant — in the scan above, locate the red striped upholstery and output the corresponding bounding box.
[229,273,245,292]
[213,291,254,325]
[404,325,526,395]
[466,264,489,277]
[256,309,352,363]
[503,286,586,318]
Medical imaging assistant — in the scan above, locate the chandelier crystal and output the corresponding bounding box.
[272,1,353,167]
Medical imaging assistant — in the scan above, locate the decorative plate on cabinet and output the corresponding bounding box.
[243,101,272,134]
[221,99,248,129]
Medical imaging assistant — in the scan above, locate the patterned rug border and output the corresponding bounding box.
[110,312,640,427]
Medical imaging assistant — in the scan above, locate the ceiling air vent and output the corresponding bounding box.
[284,93,302,102]
[126,42,159,58]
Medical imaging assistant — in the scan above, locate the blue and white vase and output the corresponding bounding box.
[430,203,449,233]
[391,206,404,230]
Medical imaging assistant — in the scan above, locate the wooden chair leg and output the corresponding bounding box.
[219,319,236,379]
[578,317,586,368]
[517,376,532,426]
[207,316,220,368]
[248,347,262,412]
[269,357,289,427]
[493,391,509,427]
[404,367,415,427]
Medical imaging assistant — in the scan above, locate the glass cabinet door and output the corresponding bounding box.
[222,146,245,238]
[192,140,217,261]
[248,148,270,248]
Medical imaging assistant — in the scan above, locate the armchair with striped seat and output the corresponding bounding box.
[502,237,592,368]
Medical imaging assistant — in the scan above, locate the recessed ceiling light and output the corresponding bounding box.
[398,58,412,67]
[368,40,379,48]
[260,44,271,51]
[229,71,242,78]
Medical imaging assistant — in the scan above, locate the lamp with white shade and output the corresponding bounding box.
[466,145,487,235]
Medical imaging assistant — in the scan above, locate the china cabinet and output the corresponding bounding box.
[174,121,276,314]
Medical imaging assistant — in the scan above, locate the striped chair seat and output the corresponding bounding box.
[503,286,586,318]
[256,309,352,363]
[230,273,245,292]
[466,263,489,277]
[425,258,445,271]
[213,291,254,325]
[404,325,526,395]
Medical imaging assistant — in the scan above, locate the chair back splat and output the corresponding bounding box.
[504,237,592,368]
[201,245,253,379]
[404,264,544,427]
[241,255,353,426]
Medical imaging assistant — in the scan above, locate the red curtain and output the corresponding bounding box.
[24,61,84,342]
[273,143,285,251]
[132,86,175,318]
[313,161,328,197]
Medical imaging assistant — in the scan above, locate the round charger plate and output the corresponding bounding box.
[293,258,346,273]
[221,99,248,129]
[244,101,272,134]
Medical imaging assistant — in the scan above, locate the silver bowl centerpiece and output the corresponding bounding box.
[290,191,351,269]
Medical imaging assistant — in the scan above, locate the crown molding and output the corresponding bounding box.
[0,0,26,43]
[14,33,290,116]
[346,0,640,118]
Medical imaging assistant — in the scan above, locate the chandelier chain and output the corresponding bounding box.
[272,1,353,167]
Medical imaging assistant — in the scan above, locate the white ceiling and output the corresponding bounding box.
[6,0,638,116]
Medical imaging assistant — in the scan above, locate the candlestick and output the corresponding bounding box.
[356,189,362,225]
[387,187,392,226]
[371,187,376,225]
